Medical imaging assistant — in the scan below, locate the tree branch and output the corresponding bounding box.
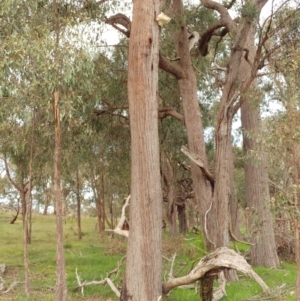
[0,157,24,193]
[181,146,214,185]
[158,107,184,123]
[105,14,184,79]
[200,0,237,36]
[105,195,130,238]
[197,20,225,56]
[159,53,185,79]
[162,247,270,295]
[105,13,131,37]
[75,268,120,297]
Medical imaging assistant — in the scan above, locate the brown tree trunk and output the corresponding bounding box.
[10,200,20,224]
[241,101,279,268]
[229,145,241,239]
[177,204,188,234]
[95,194,104,234]
[211,14,260,252]
[76,168,82,240]
[52,1,67,298]
[170,0,215,249]
[91,173,105,236]
[108,197,114,230]
[200,275,215,301]
[240,24,279,268]
[162,155,177,236]
[187,199,197,230]
[53,91,67,301]
[101,171,106,235]
[120,0,162,299]
[214,110,234,248]
[43,188,50,215]
[291,114,300,299]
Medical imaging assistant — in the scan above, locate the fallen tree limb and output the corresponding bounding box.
[74,253,127,297]
[162,247,270,298]
[75,268,120,297]
[0,276,19,295]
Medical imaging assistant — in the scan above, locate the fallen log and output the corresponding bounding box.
[162,247,270,300]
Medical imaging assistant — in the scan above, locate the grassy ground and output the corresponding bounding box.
[0,212,297,300]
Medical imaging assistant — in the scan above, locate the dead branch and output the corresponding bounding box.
[105,13,131,38]
[188,31,200,51]
[75,268,120,297]
[0,275,19,295]
[212,271,227,301]
[0,264,5,276]
[211,63,227,72]
[106,195,130,238]
[107,255,126,280]
[162,247,270,296]
[181,146,215,185]
[168,253,177,281]
[204,202,216,248]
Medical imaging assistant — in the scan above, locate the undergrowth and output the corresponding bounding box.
[0,212,297,300]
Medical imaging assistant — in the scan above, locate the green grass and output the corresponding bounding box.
[0,213,125,300]
[0,213,297,300]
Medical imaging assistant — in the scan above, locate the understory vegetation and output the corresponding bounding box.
[0,212,297,301]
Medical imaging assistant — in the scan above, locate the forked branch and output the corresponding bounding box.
[162,247,270,296]
[106,195,130,237]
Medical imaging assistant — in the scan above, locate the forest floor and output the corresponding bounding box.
[0,212,297,301]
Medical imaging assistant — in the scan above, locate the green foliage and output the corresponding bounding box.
[240,1,260,19]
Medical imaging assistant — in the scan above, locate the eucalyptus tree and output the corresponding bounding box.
[119,0,163,299]
[238,19,279,268]
[261,11,300,294]
[106,0,296,266]
[237,5,300,268]
[1,0,110,298]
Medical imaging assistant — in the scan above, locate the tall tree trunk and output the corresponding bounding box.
[120,0,162,299]
[23,190,30,298]
[229,144,241,239]
[162,155,177,237]
[289,106,300,298]
[177,204,188,234]
[170,0,215,250]
[53,91,67,301]
[293,152,300,299]
[23,109,35,292]
[27,110,35,245]
[43,188,50,215]
[53,0,67,298]
[241,101,279,268]
[76,168,82,240]
[214,109,234,248]
[101,171,106,236]
[240,25,279,268]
